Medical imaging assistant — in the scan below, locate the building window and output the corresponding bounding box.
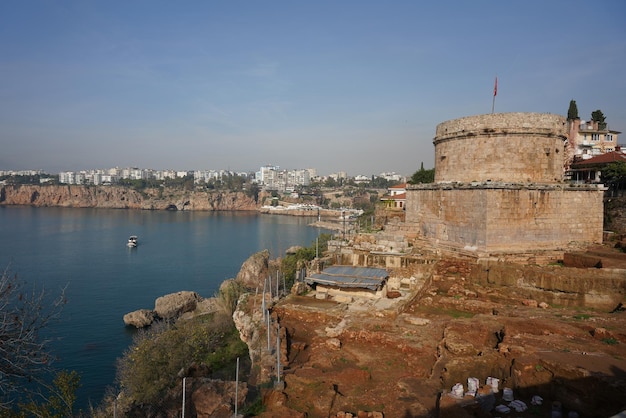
[606,134,613,142]
[592,134,600,141]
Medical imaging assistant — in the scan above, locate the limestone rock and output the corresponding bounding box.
[326,338,341,349]
[154,291,201,319]
[291,281,309,295]
[191,379,247,418]
[286,245,304,255]
[123,309,155,328]
[563,252,602,268]
[402,315,431,326]
[235,250,270,290]
[522,299,538,307]
[0,185,261,211]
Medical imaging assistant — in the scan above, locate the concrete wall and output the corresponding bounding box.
[406,183,604,252]
[434,113,568,183]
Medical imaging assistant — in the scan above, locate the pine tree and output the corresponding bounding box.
[591,110,607,130]
[567,100,579,120]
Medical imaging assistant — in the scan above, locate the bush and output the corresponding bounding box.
[116,313,247,406]
[215,280,245,316]
[281,234,332,287]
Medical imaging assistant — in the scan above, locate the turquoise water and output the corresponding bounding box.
[0,206,327,409]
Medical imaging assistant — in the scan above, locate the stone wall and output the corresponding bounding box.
[471,259,626,309]
[402,112,604,256]
[434,113,568,183]
[406,183,604,252]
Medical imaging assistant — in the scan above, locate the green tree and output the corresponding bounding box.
[119,178,148,190]
[17,370,81,418]
[370,176,398,189]
[222,174,246,191]
[567,99,579,120]
[324,177,338,187]
[245,182,260,202]
[602,161,626,181]
[408,162,435,184]
[281,234,332,286]
[602,161,626,194]
[591,110,607,129]
[116,313,247,407]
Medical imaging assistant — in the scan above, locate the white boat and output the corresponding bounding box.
[127,235,138,247]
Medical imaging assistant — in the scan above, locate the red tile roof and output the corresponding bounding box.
[381,192,406,200]
[571,151,626,167]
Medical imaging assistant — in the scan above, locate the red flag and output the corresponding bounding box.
[493,76,498,97]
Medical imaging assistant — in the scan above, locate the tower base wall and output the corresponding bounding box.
[405,183,604,253]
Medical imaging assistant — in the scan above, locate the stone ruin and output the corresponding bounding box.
[405,112,605,259]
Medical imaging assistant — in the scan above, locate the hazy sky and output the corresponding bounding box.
[2,1,625,176]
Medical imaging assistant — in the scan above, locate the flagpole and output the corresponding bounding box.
[491,76,497,113]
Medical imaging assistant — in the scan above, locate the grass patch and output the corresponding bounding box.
[447,309,475,319]
[573,313,591,320]
[241,396,266,416]
[355,403,385,412]
[602,338,619,345]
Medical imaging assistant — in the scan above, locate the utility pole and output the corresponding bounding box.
[182,377,187,418]
[276,325,281,383]
[267,312,271,351]
[262,277,267,322]
[234,357,239,417]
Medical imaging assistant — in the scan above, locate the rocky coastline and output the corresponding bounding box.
[7,184,626,416]
[0,184,260,211]
[116,242,626,417]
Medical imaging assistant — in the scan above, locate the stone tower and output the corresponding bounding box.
[405,112,604,258]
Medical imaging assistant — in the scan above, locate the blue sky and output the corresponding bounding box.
[1,1,625,176]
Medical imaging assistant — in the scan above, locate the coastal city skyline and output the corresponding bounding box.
[2,1,625,175]
[1,164,406,187]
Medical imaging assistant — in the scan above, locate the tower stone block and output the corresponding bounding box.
[406,112,604,256]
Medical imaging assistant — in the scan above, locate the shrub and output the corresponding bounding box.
[116,313,247,406]
[215,279,245,316]
[602,337,619,345]
[281,234,332,286]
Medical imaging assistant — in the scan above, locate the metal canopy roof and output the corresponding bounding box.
[306,266,389,290]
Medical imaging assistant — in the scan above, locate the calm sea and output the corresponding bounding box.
[0,206,327,409]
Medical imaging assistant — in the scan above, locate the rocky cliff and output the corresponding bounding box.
[0,184,261,211]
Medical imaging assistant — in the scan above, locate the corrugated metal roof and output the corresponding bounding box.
[305,266,388,290]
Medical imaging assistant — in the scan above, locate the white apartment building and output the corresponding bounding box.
[379,172,405,182]
[256,165,312,191]
[194,170,219,183]
[59,171,75,184]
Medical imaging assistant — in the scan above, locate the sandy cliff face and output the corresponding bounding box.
[0,185,260,211]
